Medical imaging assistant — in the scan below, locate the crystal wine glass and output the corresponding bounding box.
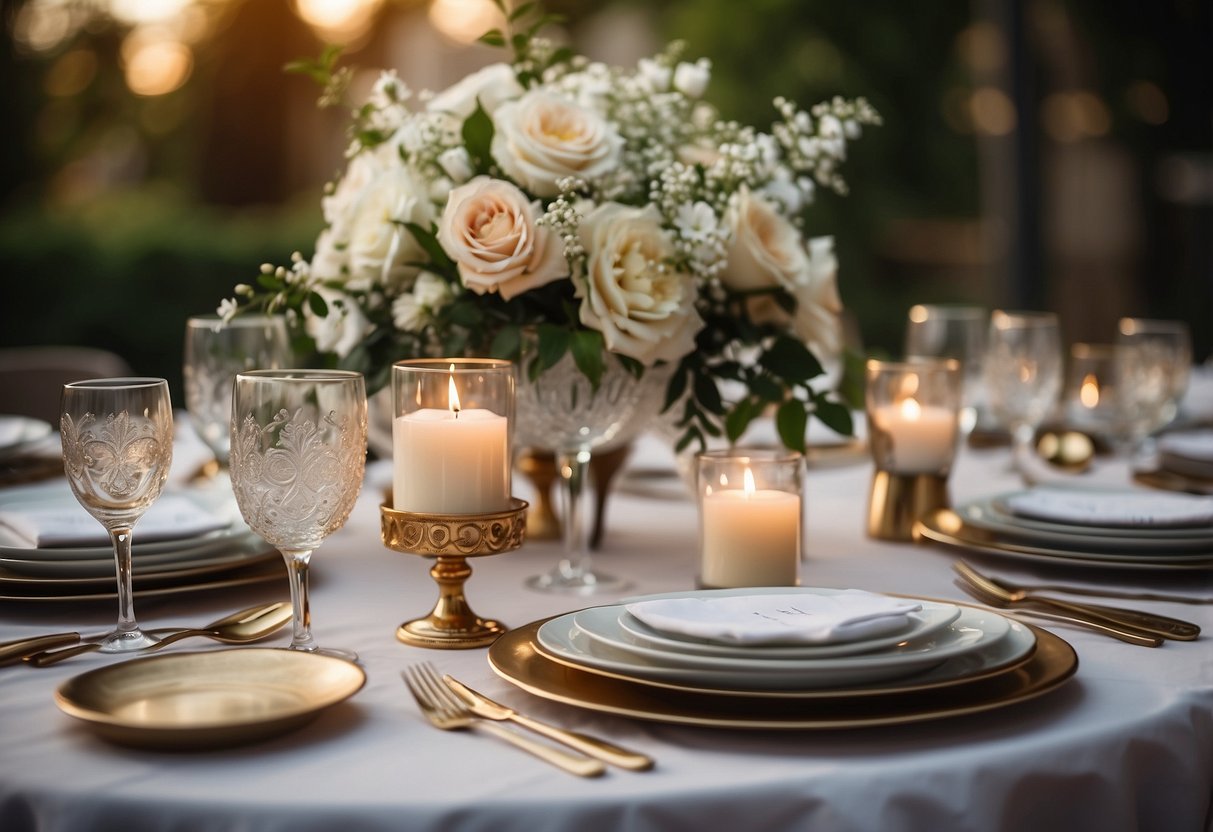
[229,370,366,658]
[515,353,669,594]
[984,310,1062,476]
[60,377,174,651]
[904,304,988,434]
[183,314,291,473]
[1116,318,1192,452]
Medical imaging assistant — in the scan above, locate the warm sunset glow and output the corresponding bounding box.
[122,30,193,96]
[429,0,504,44]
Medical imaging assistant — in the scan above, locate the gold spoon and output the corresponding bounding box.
[27,601,291,667]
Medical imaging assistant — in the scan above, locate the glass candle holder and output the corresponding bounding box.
[391,359,514,515]
[696,449,803,589]
[865,358,962,541]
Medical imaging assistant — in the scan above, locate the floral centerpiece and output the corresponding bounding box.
[221,3,879,452]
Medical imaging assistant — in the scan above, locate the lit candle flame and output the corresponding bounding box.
[448,364,461,416]
[899,397,922,421]
[743,467,756,496]
[1080,373,1100,408]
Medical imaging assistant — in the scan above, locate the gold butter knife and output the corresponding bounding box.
[443,674,654,771]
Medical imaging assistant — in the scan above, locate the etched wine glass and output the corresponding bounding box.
[984,310,1062,477]
[183,314,291,474]
[904,304,988,434]
[1117,318,1192,463]
[515,352,669,594]
[60,378,174,651]
[229,370,366,659]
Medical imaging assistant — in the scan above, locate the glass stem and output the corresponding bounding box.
[110,526,139,636]
[556,448,594,580]
[281,548,316,652]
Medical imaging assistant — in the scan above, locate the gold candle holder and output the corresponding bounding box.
[865,358,962,541]
[381,498,528,649]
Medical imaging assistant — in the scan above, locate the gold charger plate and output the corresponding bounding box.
[55,648,365,750]
[0,555,285,602]
[488,618,1076,729]
[914,510,1213,572]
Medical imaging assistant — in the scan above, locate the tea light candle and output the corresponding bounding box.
[870,396,956,473]
[701,469,800,588]
[393,371,509,514]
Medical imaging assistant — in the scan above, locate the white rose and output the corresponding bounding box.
[490,90,623,197]
[673,58,711,98]
[719,188,807,293]
[637,57,671,92]
[577,203,704,366]
[305,287,369,358]
[436,176,568,300]
[437,147,473,183]
[792,236,844,389]
[427,62,523,120]
[344,163,435,291]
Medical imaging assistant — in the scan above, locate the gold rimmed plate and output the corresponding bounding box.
[915,510,1213,571]
[488,618,1072,728]
[55,648,365,749]
[0,555,285,602]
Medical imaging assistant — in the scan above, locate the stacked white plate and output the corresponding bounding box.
[531,587,1036,695]
[0,416,53,461]
[921,486,1213,571]
[0,482,280,601]
[1157,431,1213,481]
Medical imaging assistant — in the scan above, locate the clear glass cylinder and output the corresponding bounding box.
[866,358,963,475]
[391,358,514,515]
[695,449,803,589]
[904,304,987,434]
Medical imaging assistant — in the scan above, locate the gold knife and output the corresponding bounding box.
[0,633,80,667]
[443,674,654,771]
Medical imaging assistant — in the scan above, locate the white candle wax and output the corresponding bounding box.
[871,399,956,473]
[701,488,800,588]
[392,408,509,514]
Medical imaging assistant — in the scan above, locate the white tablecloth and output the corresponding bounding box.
[1,439,1211,832]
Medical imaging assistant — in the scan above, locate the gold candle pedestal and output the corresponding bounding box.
[381,498,528,649]
[867,471,949,542]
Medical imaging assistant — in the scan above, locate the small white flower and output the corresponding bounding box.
[437,147,474,183]
[304,287,369,358]
[674,201,718,242]
[673,59,711,98]
[217,298,238,319]
[637,58,672,92]
[427,62,523,120]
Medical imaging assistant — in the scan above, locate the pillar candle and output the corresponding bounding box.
[871,397,956,473]
[700,472,800,588]
[392,407,509,515]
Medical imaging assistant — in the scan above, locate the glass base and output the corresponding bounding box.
[287,643,360,663]
[98,628,161,653]
[526,565,632,595]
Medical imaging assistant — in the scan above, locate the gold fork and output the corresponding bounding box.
[401,664,605,778]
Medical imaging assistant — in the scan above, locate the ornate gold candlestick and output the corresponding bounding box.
[381,498,528,649]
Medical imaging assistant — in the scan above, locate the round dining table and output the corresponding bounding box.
[0,431,1210,832]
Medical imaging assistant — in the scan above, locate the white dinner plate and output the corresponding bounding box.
[0,415,53,460]
[595,599,961,660]
[0,528,269,578]
[982,492,1213,541]
[956,500,1213,554]
[537,605,1010,690]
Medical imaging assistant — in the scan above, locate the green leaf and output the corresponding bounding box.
[693,373,724,415]
[663,366,689,411]
[724,397,763,443]
[675,426,704,454]
[772,288,797,316]
[616,354,644,379]
[547,46,575,68]
[570,329,604,389]
[760,336,824,385]
[814,397,854,436]
[508,2,536,22]
[461,101,496,173]
[256,273,285,291]
[489,325,522,362]
[750,374,783,402]
[775,399,808,453]
[478,29,506,47]
[402,222,456,271]
[536,324,570,370]
[307,292,329,317]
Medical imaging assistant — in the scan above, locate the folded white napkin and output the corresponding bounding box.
[0,495,230,548]
[625,591,923,646]
[1004,487,1213,529]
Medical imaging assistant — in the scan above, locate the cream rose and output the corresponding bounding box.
[792,236,844,388]
[719,187,807,293]
[577,203,704,365]
[427,62,523,120]
[490,90,623,197]
[436,176,568,300]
